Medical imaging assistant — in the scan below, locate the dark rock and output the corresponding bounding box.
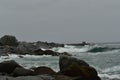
[0,35,18,47]
[53,75,72,80]
[44,50,57,56]
[59,52,72,56]
[0,42,3,46]
[7,76,44,80]
[37,74,54,80]
[18,55,24,58]
[33,49,71,56]
[59,56,89,71]
[32,49,44,55]
[32,66,56,75]
[0,60,22,74]
[12,67,33,77]
[58,56,101,80]
[0,46,21,56]
[15,42,38,55]
[35,41,64,49]
[67,41,90,46]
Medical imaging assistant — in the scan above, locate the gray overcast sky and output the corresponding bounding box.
[0,0,120,43]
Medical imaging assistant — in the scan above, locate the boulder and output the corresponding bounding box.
[7,76,44,80]
[12,67,34,77]
[35,41,64,49]
[15,42,38,55]
[0,35,18,47]
[32,66,56,75]
[0,60,22,74]
[53,75,72,80]
[32,49,45,55]
[58,56,101,80]
[59,56,89,71]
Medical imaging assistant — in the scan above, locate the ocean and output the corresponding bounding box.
[0,43,120,80]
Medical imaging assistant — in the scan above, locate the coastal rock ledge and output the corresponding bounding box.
[0,56,101,80]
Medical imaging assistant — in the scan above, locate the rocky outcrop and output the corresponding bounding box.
[35,41,64,49]
[5,75,53,80]
[12,67,33,77]
[59,56,89,71]
[53,75,72,80]
[15,42,38,55]
[0,56,101,80]
[0,60,22,74]
[0,35,65,56]
[32,49,71,56]
[0,45,71,56]
[58,56,101,80]
[32,66,56,75]
[0,35,18,47]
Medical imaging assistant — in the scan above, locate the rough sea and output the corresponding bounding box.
[0,43,120,80]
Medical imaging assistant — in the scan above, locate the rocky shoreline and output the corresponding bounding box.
[0,56,101,80]
[0,35,101,80]
[0,35,70,57]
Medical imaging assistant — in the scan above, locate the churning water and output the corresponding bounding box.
[0,43,120,80]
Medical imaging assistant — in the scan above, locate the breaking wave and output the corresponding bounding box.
[51,44,120,53]
[99,73,120,80]
[102,65,120,73]
[52,45,91,53]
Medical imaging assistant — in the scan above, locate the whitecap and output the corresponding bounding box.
[51,45,91,53]
[102,65,120,73]
[99,73,120,79]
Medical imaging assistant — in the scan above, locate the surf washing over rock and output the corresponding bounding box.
[51,44,120,80]
[0,35,120,80]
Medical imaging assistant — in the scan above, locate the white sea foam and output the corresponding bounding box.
[88,49,120,55]
[99,73,120,79]
[102,65,120,73]
[51,45,91,53]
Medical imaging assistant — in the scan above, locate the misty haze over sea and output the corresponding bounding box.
[0,0,120,43]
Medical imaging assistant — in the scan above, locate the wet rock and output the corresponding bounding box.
[12,67,33,77]
[8,76,44,80]
[0,35,18,47]
[32,66,56,75]
[0,60,22,74]
[35,41,64,49]
[43,50,58,56]
[15,42,38,55]
[33,49,71,56]
[59,56,89,71]
[32,49,45,55]
[53,75,72,80]
[58,56,101,80]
